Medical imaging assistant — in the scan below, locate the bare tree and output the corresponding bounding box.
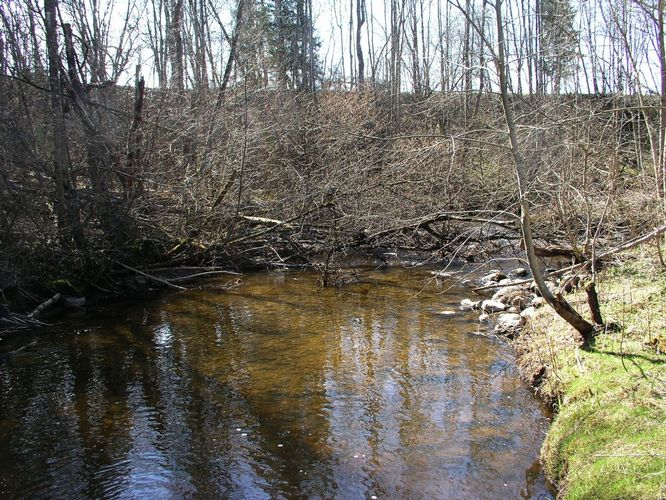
[169,0,185,89]
[389,0,405,127]
[356,0,366,85]
[147,0,170,88]
[44,0,83,246]
[454,0,596,340]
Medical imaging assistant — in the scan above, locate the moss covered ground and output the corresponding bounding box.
[515,246,666,499]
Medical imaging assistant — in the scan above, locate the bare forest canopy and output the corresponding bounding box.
[1,0,666,302]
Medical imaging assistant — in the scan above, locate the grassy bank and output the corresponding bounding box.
[515,247,666,499]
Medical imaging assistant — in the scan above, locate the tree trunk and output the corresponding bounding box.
[348,0,355,87]
[494,0,595,342]
[658,0,666,204]
[586,282,604,326]
[462,0,472,120]
[410,1,421,96]
[201,0,245,170]
[306,0,315,91]
[437,0,446,91]
[169,0,184,90]
[356,0,365,86]
[389,0,403,129]
[0,26,6,99]
[126,65,145,205]
[44,0,83,246]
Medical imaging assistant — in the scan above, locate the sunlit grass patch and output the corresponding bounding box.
[516,246,666,499]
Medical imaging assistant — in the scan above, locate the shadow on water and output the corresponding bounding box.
[0,268,555,499]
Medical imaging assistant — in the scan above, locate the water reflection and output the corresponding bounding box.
[0,268,553,498]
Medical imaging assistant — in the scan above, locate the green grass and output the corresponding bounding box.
[518,247,666,499]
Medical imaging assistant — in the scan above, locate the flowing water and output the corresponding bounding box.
[0,267,553,499]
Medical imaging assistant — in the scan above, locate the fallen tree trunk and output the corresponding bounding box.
[534,244,581,260]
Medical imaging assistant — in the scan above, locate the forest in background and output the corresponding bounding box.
[1,0,665,308]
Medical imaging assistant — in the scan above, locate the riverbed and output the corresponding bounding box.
[0,267,553,498]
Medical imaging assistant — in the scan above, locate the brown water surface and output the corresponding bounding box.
[0,268,553,499]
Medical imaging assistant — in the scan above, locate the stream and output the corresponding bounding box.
[0,267,553,498]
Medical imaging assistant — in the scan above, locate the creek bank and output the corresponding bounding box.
[456,253,666,499]
[0,245,465,337]
[0,264,244,336]
[1,210,528,336]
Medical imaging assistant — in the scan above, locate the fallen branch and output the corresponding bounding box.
[28,293,62,319]
[114,261,187,290]
[473,223,666,292]
[240,215,294,228]
[147,266,241,276]
[2,340,38,355]
[0,314,49,331]
[240,215,332,232]
[170,270,243,283]
[598,222,666,258]
[227,202,334,245]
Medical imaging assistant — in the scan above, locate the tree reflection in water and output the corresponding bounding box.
[0,268,553,499]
